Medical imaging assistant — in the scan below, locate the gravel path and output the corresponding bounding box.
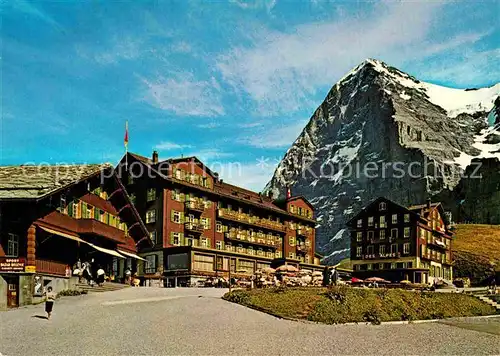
[1,287,499,355]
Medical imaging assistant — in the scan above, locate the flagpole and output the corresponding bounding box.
[125,120,129,171]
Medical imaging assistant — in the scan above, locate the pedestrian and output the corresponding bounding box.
[322,266,330,287]
[44,286,57,320]
[330,268,338,286]
[125,268,132,285]
[96,266,105,287]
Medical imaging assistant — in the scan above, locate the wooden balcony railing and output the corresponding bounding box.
[185,200,205,213]
[217,208,286,233]
[36,259,68,276]
[224,232,278,249]
[184,222,205,233]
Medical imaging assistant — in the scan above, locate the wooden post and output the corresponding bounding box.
[26,224,36,268]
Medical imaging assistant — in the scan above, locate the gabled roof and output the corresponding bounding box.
[346,197,416,226]
[286,195,315,211]
[120,152,317,223]
[0,164,112,200]
[166,156,218,178]
[408,202,441,211]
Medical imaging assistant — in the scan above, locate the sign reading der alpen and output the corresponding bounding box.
[0,257,26,272]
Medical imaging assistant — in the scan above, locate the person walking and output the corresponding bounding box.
[44,287,57,320]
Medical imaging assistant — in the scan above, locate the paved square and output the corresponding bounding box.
[1,288,499,355]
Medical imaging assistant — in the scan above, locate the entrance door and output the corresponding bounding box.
[7,279,19,308]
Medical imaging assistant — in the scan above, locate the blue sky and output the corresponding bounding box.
[1,0,499,190]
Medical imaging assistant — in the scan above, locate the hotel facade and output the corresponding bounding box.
[0,164,150,309]
[119,152,322,287]
[347,197,453,285]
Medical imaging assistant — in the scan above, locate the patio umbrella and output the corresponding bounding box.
[351,277,364,283]
[312,271,323,277]
[276,265,299,273]
[261,267,276,274]
[365,277,390,283]
[400,280,412,284]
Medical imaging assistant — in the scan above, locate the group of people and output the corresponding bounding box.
[73,259,106,287]
[322,266,339,286]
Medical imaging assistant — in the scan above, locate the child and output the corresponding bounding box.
[44,287,57,319]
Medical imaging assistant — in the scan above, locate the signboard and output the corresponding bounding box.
[25,265,36,273]
[0,257,26,273]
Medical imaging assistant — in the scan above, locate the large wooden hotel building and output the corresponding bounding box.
[348,197,453,284]
[120,151,321,287]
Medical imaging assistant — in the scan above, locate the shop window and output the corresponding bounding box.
[145,255,157,274]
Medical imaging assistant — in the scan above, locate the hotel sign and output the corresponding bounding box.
[0,257,26,273]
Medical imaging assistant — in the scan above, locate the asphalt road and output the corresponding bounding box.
[1,287,499,356]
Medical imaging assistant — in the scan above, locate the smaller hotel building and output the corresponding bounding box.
[118,152,322,287]
[347,197,453,284]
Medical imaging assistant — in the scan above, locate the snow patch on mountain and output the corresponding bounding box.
[448,125,500,169]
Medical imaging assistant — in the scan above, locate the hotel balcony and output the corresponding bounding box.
[78,219,127,243]
[296,228,307,237]
[185,200,205,213]
[427,238,449,251]
[217,208,286,233]
[224,232,278,249]
[422,252,450,264]
[296,244,308,253]
[184,222,205,234]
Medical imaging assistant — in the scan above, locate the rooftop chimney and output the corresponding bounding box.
[152,150,159,164]
[426,198,431,209]
[268,191,274,200]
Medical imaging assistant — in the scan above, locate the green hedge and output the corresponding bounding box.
[223,287,496,324]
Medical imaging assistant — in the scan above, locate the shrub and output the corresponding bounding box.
[56,289,87,297]
[363,310,381,325]
[324,285,348,304]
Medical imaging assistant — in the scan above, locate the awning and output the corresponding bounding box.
[117,249,147,261]
[86,242,125,259]
[38,226,86,243]
[39,225,126,259]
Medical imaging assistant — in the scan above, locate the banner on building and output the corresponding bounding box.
[0,257,25,272]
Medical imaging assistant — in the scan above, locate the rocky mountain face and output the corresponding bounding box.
[264,59,500,264]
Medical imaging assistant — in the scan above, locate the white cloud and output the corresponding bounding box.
[216,1,488,116]
[141,73,225,117]
[238,121,264,128]
[187,148,233,162]
[171,41,192,53]
[239,120,307,148]
[197,122,220,129]
[155,141,192,150]
[415,48,500,87]
[210,160,276,191]
[230,0,277,12]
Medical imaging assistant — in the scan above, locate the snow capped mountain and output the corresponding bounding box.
[264,59,500,264]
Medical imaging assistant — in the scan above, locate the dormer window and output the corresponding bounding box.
[379,202,387,211]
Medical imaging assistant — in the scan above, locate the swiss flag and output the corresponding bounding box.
[286,187,291,199]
